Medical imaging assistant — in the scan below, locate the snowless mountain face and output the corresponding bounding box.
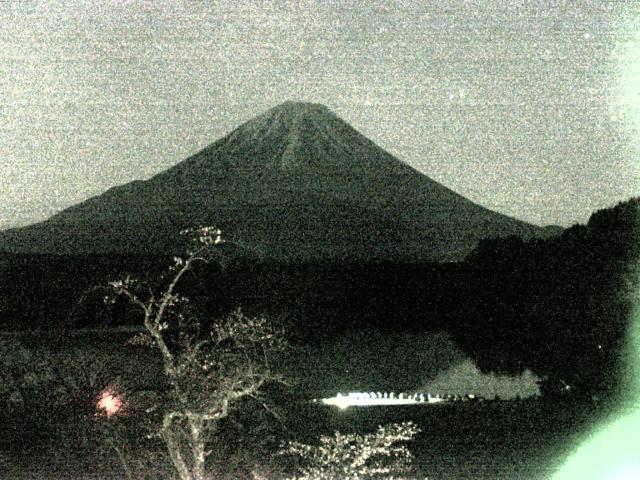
[0,101,555,261]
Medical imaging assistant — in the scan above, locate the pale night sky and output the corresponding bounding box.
[1,0,639,229]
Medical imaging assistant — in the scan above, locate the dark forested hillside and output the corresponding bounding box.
[450,198,639,398]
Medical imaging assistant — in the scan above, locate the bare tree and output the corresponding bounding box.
[106,227,286,480]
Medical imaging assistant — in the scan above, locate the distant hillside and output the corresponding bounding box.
[0,101,559,261]
[451,197,640,398]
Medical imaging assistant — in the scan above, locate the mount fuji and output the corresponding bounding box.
[0,101,559,261]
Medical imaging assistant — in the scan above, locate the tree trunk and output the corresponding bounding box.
[189,415,207,480]
[162,413,192,480]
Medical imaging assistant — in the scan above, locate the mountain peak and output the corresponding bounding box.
[0,102,550,261]
[221,101,343,169]
[253,100,335,129]
[271,100,331,113]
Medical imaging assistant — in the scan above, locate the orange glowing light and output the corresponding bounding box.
[96,388,123,416]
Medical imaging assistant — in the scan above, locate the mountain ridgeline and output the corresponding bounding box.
[0,101,558,261]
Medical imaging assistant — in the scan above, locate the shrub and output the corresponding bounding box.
[278,421,421,480]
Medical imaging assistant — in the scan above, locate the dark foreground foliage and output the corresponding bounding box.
[0,335,606,479]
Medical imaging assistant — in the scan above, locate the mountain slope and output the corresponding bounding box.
[0,101,558,261]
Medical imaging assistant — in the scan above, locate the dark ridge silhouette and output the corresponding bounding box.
[450,197,640,399]
[0,101,559,261]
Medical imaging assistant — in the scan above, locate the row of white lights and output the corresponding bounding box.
[317,392,477,409]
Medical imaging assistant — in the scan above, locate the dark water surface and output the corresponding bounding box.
[0,329,612,479]
[288,400,606,479]
[1,399,608,479]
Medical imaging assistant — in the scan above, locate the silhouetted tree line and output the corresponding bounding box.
[0,252,464,337]
[452,197,639,398]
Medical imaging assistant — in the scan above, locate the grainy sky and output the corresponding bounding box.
[1,0,639,229]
